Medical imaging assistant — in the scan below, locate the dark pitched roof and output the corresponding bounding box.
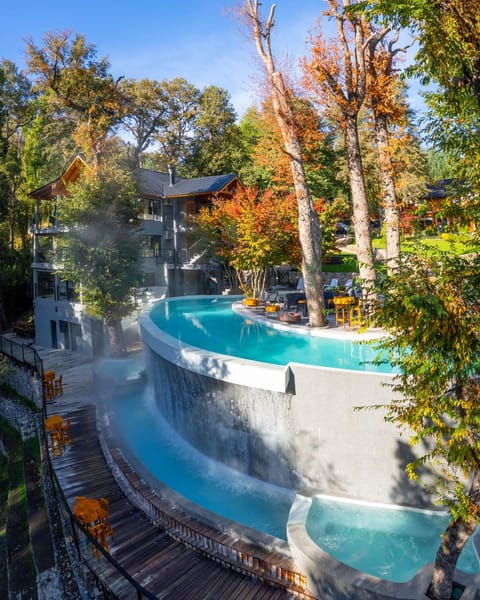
[135,168,238,198]
[425,178,457,199]
[29,157,239,201]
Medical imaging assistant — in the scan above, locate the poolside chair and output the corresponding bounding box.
[54,374,63,397]
[284,292,306,310]
[325,278,338,290]
[61,417,73,445]
[349,300,363,328]
[261,289,279,304]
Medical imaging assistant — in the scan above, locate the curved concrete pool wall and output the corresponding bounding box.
[286,496,480,600]
[139,304,433,507]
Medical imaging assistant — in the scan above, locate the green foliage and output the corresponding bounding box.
[151,77,200,169]
[26,31,124,161]
[185,85,246,176]
[57,161,142,324]
[323,254,358,273]
[371,248,480,518]
[0,418,36,598]
[360,0,480,236]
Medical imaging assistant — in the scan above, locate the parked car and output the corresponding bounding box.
[336,222,349,235]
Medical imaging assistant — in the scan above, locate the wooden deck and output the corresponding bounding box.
[50,404,296,600]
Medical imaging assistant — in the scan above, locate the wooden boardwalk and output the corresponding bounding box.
[50,404,296,600]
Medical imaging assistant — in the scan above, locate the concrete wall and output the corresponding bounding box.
[145,345,434,509]
[34,297,93,355]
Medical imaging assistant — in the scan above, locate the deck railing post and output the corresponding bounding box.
[70,515,81,556]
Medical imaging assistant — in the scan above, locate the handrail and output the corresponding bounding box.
[39,384,158,599]
[0,336,44,380]
[46,452,157,600]
[1,336,157,599]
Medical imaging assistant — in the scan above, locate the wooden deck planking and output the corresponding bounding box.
[48,405,296,599]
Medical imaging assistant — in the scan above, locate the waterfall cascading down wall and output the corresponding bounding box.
[144,341,435,508]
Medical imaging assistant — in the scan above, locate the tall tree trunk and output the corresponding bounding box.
[344,115,376,296]
[106,319,127,357]
[246,1,326,327]
[271,75,326,327]
[430,471,480,600]
[374,113,400,271]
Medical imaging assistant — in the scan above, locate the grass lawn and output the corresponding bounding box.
[372,233,478,255]
[323,254,358,273]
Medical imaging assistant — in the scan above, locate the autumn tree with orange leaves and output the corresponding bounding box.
[303,0,390,297]
[194,187,300,299]
[240,95,339,198]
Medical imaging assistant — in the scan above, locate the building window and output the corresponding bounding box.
[37,272,55,298]
[57,279,78,301]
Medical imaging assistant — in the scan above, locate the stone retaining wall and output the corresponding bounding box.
[0,358,39,440]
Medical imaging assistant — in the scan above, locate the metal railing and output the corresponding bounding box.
[0,336,44,380]
[0,337,157,599]
[48,457,157,600]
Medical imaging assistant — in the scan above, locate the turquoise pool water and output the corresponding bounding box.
[112,384,295,540]
[149,296,391,373]
[110,380,479,583]
[306,496,479,582]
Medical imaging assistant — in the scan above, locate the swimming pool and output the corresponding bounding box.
[111,383,294,539]
[305,496,479,582]
[107,376,479,584]
[148,295,391,373]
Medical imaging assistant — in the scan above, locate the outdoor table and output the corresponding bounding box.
[45,414,63,431]
[73,496,113,555]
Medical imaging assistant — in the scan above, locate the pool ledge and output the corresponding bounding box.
[139,311,292,393]
[232,301,387,341]
[287,494,480,600]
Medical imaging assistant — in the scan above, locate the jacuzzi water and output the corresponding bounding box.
[306,496,479,582]
[148,295,392,372]
[109,375,479,583]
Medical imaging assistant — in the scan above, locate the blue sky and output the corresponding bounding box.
[1,0,423,119]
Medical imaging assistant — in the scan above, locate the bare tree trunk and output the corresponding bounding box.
[246,1,326,327]
[430,471,480,600]
[344,115,376,294]
[374,113,400,271]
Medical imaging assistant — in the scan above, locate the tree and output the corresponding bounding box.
[366,32,407,269]
[243,1,326,327]
[0,59,35,249]
[151,77,200,171]
[239,97,342,202]
[303,0,386,297]
[370,249,480,600]
[26,31,124,165]
[194,187,300,298]
[360,0,480,228]
[119,77,168,168]
[185,85,246,176]
[56,162,142,356]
